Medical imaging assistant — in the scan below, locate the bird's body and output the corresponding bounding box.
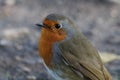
[37,14,112,80]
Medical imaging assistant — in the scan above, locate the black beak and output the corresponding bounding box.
[36,23,47,29]
[36,23,43,27]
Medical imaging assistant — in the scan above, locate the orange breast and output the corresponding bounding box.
[38,29,54,66]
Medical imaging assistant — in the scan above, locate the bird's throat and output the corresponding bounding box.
[38,35,53,66]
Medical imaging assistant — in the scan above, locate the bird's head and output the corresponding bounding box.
[36,14,75,43]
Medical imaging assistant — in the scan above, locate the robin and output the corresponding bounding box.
[36,14,112,80]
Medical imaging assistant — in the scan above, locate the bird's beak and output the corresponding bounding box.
[36,23,48,29]
[36,23,43,28]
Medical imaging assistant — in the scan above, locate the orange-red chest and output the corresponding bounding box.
[38,29,54,66]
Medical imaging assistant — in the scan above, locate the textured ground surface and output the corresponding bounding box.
[0,0,120,80]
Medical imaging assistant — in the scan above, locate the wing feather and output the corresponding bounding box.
[58,33,112,80]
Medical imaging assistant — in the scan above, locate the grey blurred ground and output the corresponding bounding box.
[0,0,120,80]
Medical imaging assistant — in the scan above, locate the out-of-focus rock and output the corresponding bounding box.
[0,39,11,47]
[18,64,31,73]
[15,55,40,64]
[2,28,30,40]
[15,56,23,61]
[4,0,16,6]
[108,0,120,3]
[95,0,120,4]
[100,52,120,63]
[27,75,36,80]
[109,36,120,44]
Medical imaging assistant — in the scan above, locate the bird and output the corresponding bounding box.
[36,14,112,80]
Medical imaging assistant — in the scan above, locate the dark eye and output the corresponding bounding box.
[55,24,62,29]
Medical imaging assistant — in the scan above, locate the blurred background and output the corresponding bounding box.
[0,0,120,80]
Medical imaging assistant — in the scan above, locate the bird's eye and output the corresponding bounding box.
[55,24,62,29]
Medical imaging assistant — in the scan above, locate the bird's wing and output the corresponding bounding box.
[58,33,112,80]
[60,51,110,80]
